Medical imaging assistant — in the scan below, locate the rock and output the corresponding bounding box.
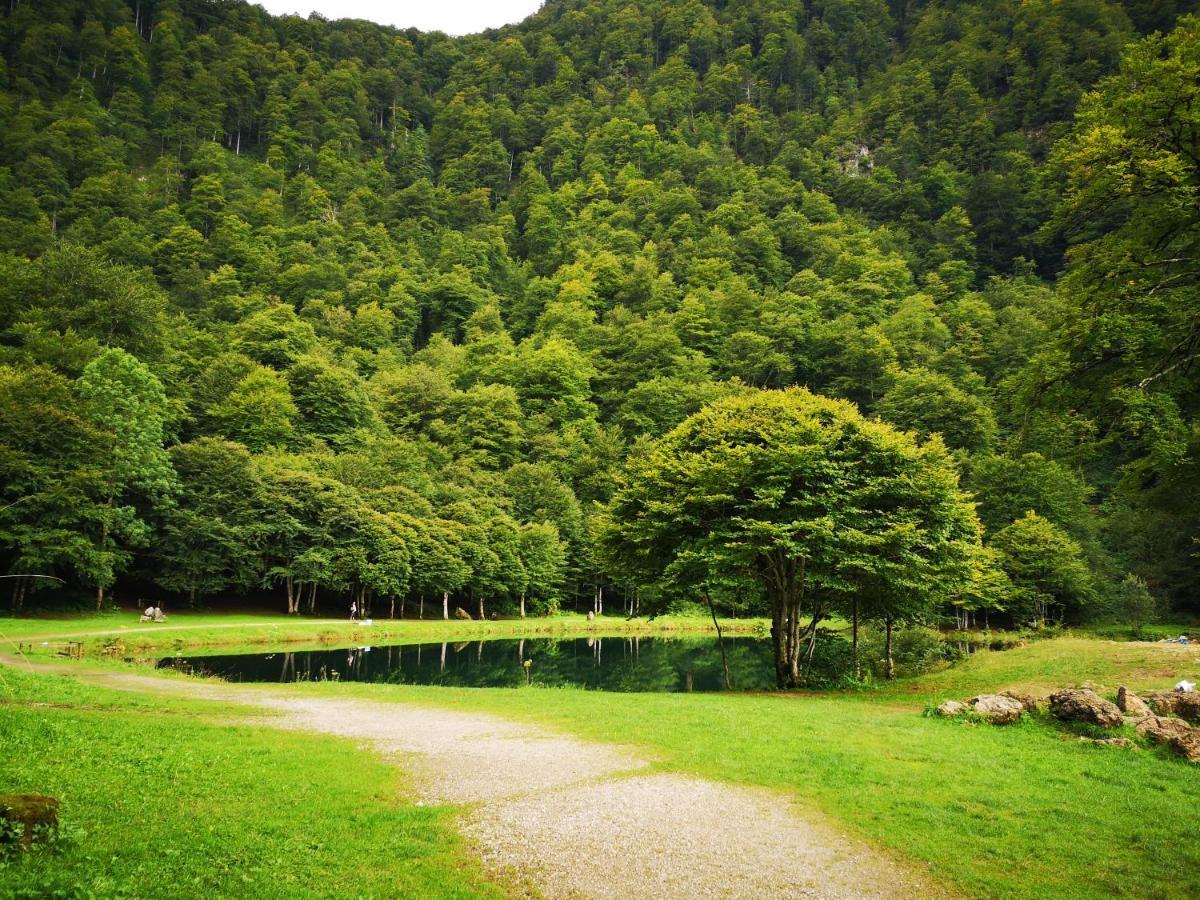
[1080,736,1134,749]
[1116,686,1151,717]
[453,607,472,620]
[1000,689,1040,713]
[1135,715,1200,762]
[967,694,1025,725]
[936,700,967,717]
[586,611,595,622]
[0,794,59,849]
[1048,688,1124,728]
[1173,692,1200,723]
[1145,690,1180,716]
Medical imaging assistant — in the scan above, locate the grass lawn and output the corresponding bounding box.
[0,610,765,657]
[3,620,1198,898]
[293,635,1200,899]
[0,667,501,899]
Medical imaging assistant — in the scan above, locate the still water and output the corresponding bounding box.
[157,635,777,692]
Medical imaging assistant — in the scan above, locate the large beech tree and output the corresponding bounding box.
[601,388,981,688]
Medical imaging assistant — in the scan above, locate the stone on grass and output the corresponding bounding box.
[1144,690,1180,716]
[967,694,1025,725]
[0,794,59,849]
[936,700,966,717]
[1173,692,1200,723]
[1080,736,1134,749]
[1000,689,1040,713]
[453,607,472,620]
[1116,686,1151,717]
[1048,688,1123,728]
[1135,716,1200,762]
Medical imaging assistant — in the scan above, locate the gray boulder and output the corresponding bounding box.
[967,694,1025,725]
[453,607,472,620]
[1116,686,1151,717]
[1048,688,1123,728]
[1000,689,1040,713]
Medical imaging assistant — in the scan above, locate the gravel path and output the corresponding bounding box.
[2,654,950,899]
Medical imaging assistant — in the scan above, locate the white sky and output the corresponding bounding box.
[254,1,544,36]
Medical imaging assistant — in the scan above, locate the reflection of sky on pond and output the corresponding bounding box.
[159,635,777,692]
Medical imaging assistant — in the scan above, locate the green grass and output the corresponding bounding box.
[5,620,1199,898]
[0,610,764,658]
[0,668,500,899]
[288,635,1200,899]
[1084,622,1199,642]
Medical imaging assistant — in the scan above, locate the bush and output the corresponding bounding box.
[797,629,857,688]
[861,626,965,680]
[1087,574,1162,634]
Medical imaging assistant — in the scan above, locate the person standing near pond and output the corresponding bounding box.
[350,600,357,621]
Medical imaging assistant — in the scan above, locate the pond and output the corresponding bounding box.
[157,635,778,692]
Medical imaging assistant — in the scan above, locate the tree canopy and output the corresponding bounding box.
[601,388,981,686]
[0,0,1196,628]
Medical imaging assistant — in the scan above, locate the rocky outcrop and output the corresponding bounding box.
[1144,690,1180,716]
[1174,693,1200,723]
[1116,686,1151,717]
[1048,689,1123,728]
[0,794,59,849]
[1135,716,1200,762]
[967,694,1025,725]
[936,700,967,717]
[454,607,472,620]
[1000,689,1040,713]
[1143,690,1200,721]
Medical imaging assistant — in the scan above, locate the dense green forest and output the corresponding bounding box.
[0,0,1196,629]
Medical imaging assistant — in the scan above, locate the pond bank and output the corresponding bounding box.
[0,611,768,658]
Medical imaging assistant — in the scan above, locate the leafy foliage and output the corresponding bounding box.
[0,0,1196,621]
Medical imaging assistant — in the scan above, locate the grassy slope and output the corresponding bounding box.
[0,668,500,899]
[300,636,1200,899]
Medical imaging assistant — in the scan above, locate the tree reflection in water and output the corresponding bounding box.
[159,636,777,692]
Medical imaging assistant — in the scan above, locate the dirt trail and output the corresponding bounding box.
[1,655,950,899]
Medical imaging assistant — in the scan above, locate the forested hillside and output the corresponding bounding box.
[0,0,1196,622]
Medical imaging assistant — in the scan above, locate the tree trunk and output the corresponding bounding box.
[520,591,526,618]
[286,576,296,614]
[96,584,104,612]
[885,617,895,680]
[442,591,448,620]
[419,596,425,619]
[477,595,485,620]
[390,597,395,619]
[704,591,732,691]
[852,597,860,678]
[400,596,406,619]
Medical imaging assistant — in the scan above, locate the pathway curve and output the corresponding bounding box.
[1,654,952,899]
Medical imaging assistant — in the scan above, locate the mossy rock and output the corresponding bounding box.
[0,794,59,849]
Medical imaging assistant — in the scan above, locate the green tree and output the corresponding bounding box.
[602,388,981,687]
[154,439,266,604]
[990,511,1093,626]
[75,349,176,608]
